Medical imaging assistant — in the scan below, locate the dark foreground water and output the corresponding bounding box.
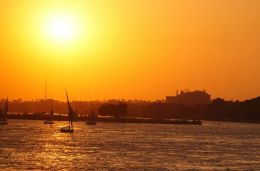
[0,120,259,170]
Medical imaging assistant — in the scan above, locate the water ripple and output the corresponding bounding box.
[0,120,259,170]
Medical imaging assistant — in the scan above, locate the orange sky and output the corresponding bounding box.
[0,0,259,101]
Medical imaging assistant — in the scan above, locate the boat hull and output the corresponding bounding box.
[44,120,54,124]
[60,126,73,133]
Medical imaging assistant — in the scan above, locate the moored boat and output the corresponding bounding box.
[60,126,73,133]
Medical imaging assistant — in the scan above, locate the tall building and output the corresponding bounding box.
[166,90,211,106]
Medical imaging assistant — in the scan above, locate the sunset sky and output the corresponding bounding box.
[0,0,259,101]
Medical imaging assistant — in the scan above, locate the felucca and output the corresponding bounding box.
[60,91,75,133]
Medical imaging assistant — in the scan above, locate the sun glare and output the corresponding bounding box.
[45,14,80,43]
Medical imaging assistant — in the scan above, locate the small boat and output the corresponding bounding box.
[86,110,97,125]
[60,126,73,133]
[44,120,54,124]
[60,91,75,133]
[0,98,8,125]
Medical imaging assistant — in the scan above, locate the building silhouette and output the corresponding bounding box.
[166,90,211,106]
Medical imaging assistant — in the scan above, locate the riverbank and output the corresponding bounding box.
[6,114,202,125]
[97,117,202,125]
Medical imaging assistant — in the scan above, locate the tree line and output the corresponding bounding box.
[1,96,260,123]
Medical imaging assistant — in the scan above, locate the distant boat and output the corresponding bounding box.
[44,108,54,124]
[0,98,8,125]
[86,110,97,125]
[60,91,75,133]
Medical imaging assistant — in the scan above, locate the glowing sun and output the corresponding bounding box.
[45,14,80,43]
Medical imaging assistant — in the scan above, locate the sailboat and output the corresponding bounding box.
[0,98,8,125]
[44,108,54,124]
[60,91,75,133]
[86,110,97,125]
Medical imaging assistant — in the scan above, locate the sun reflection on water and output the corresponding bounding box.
[0,120,259,170]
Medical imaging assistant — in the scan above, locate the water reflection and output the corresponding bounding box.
[0,120,259,170]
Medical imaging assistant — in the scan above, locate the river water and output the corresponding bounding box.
[0,120,259,170]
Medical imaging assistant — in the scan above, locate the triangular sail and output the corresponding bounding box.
[66,91,74,129]
[60,91,74,132]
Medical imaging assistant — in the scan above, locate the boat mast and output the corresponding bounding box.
[66,91,74,129]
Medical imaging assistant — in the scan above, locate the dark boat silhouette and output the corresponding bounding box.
[0,98,8,125]
[86,110,97,125]
[60,91,75,133]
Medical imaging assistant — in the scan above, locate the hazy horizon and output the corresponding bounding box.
[1,0,259,101]
[1,90,259,102]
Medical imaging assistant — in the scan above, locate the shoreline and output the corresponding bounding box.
[5,114,260,124]
[6,114,201,125]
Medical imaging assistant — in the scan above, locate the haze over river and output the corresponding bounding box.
[0,120,259,170]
